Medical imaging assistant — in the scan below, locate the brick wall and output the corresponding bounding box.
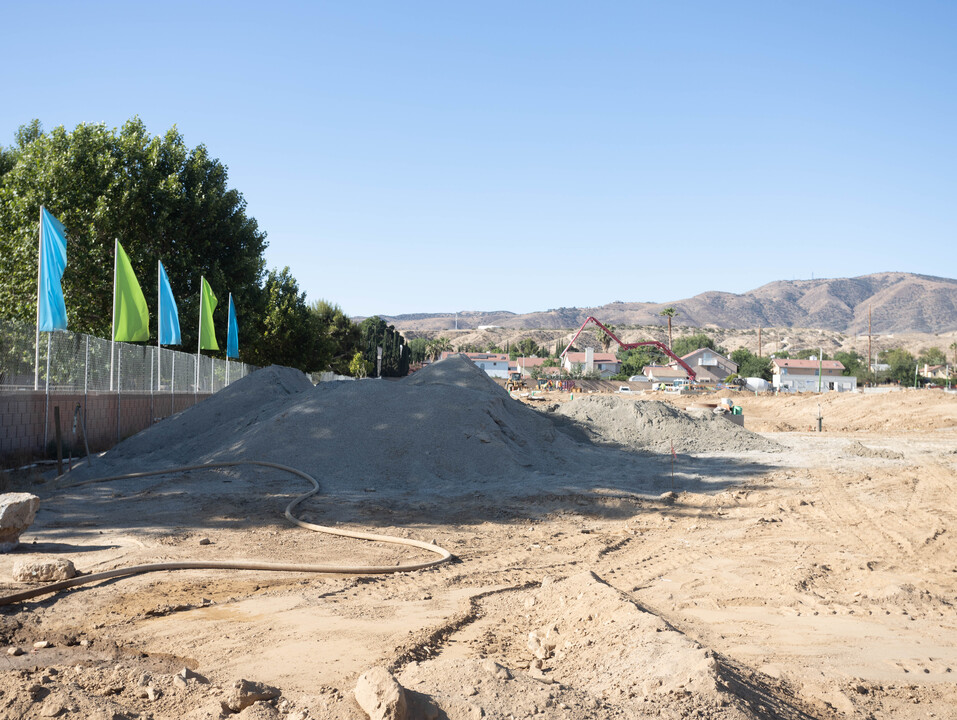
[0,391,211,463]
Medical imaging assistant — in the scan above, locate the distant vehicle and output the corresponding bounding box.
[628,375,650,383]
[616,386,633,393]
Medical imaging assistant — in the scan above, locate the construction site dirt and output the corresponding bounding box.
[0,357,954,720]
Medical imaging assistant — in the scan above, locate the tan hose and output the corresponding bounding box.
[0,460,452,606]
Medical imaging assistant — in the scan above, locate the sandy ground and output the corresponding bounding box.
[1,366,955,720]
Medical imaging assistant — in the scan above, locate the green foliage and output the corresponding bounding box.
[833,350,867,378]
[0,118,266,359]
[407,337,429,364]
[360,316,409,377]
[878,347,917,384]
[671,333,723,358]
[542,357,559,367]
[729,347,772,381]
[426,336,453,361]
[918,346,946,366]
[309,299,361,375]
[514,338,541,358]
[615,346,666,380]
[245,267,316,370]
[348,350,371,378]
[793,348,827,360]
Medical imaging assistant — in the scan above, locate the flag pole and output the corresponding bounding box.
[226,292,231,386]
[110,239,117,392]
[196,275,204,393]
[34,207,43,391]
[157,261,162,392]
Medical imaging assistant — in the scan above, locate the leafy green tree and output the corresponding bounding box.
[349,350,371,378]
[407,337,429,364]
[729,347,772,381]
[833,350,867,379]
[918,347,946,367]
[360,316,408,377]
[793,348,827,360]
[245,267,316,370]
[671,333,723,358]
[878,347,917,384]
[308,299,360,375]
[514,338,541,358]
[0,118,266,357]
[615,346,666,380]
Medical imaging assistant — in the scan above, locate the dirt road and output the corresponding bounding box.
[1,365,955,719]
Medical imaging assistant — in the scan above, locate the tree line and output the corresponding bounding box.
[0,119,410,376]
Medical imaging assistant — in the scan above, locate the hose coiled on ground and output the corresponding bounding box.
[0,460,452,606]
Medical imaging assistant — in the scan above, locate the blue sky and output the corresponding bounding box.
[4,1,956,317]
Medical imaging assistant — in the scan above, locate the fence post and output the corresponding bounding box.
[43,333,51,450]
[116,345,121,443]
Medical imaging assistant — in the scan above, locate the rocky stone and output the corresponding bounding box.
[354,666,407,720]
[13,558,76,583]
[0,493,40,552]
[34,640,51,649]
[223,679,281,713]
[482,658,512,680]
[7,646,23,656]
[236,701,280,719]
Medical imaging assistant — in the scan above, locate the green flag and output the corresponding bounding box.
[112,240,150,342]
[199,276,219,350]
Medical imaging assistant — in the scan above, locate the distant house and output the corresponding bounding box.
[562,349,620,378]
[923,364,950,379]
[514,357,562,378]
[439,351,511,378]
[643,365,689,385]
[679,348,738,383]
[771,358,856,393]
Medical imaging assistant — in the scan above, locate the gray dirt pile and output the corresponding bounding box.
[90,357,614,498]
[551,395,782,454]
[82,356,778,502]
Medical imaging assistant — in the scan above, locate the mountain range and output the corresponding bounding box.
[382,272,957,335]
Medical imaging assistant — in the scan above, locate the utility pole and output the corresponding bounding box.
[758,327,762,357]
[868,305,872,382]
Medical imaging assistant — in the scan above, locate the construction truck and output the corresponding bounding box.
[505,372,527,392]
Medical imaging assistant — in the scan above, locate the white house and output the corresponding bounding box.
[439,351,511,378]
[771,358,856,393]
[562,349,620,378]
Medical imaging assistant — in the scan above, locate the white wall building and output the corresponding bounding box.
[771,358,857,393]
[439,352,511,378]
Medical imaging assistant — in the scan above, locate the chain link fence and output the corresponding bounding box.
[1,318,252,393]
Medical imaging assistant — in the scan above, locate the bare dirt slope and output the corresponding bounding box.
[1,359,955,720]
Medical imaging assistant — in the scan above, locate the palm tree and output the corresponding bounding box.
[426,337,453,362]
[950,342,957,377]
[659,307,678,350]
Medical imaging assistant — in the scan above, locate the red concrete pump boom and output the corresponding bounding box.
[560,316,697,381]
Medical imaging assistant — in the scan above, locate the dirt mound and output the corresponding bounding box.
[843,440,904,459]
[552,396,782,454]
[105,364,314,465]
[85,356,631,498]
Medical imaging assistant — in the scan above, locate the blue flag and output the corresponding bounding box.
[158,261,182,345]
[38,207,68,331]
[226,293,239,358]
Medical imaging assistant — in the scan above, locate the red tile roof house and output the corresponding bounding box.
[771,358,857,393]
[439,352,511,378]
[562,350,621,378]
